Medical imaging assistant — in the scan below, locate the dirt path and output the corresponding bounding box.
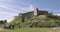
[0,28,3,32]
[54,27,60,32]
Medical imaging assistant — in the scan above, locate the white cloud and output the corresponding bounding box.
[19,4,35,12]
[0,11,18,16]
[29,4,34,11]
[0,10,18,22]
[0,4,24,13]
[53,14,60,16]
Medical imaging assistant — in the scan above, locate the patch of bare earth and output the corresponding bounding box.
[53,27,60,32]
[0,28,3,32]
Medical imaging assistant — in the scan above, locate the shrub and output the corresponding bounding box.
[32,19,57,28]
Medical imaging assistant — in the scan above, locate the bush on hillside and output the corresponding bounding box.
[9,18,60,28]
[31,19,57,28]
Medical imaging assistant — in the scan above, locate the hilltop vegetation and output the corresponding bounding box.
[9,14,60,28]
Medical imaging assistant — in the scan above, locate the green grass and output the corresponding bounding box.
[0,24,4,28]
[20,28,56,32]
[1,28,20,32]
[1,28,56,32]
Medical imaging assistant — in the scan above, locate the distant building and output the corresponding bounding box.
[16,8,51,19]
[14,8,54,21]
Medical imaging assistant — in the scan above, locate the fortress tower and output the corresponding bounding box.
[33,8,39,16]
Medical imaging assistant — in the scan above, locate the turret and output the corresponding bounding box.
[33,8,39,16]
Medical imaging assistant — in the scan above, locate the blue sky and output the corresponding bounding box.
[0,0,60,22]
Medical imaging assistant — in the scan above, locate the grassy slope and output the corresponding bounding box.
[9,15,57,28]
[2,15,58,32]
[0,24,4,28]
[9,18,31,28]
[20,28,56,32]
[2,28,56,32]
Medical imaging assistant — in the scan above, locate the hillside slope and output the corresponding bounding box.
[9,14,60,28]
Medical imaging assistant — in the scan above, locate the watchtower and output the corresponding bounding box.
[33,8,39,16]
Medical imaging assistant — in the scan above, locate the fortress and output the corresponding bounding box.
[15,8,52,19]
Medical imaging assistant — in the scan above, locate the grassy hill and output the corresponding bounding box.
[9,15,60,28]
[9,8,60,28]
[2,8,60,32]
[4,12,60,32]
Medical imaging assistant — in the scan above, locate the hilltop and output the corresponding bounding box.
[9,8,60,28]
